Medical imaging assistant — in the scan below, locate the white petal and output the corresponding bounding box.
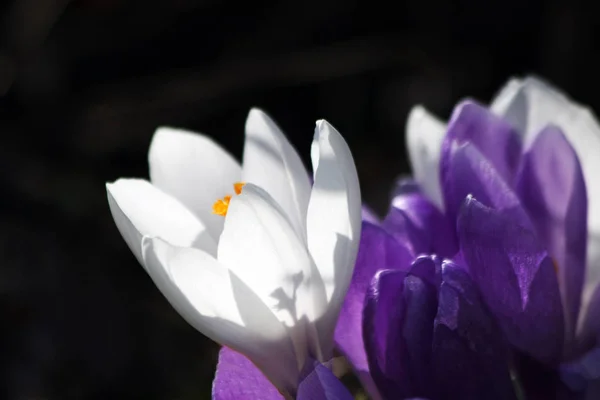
[148,127,242,241]
[242,109,312,240]
[489,77,523,116]
[218,183,327,364]
[106,179,217,265]
[405,105,447,210]
[306,120,362,357]
[490,76,600,305]
[142,237,300,392]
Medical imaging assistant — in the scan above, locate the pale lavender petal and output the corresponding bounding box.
[516,125,587,347]
[441,142,526,224]
[432,261,516,400]
[212,347,283,400]
[457,196,564,364]
[384,191,457,258]
[297,361,354,400]
[335,222,412,398]
[442,100,522,186]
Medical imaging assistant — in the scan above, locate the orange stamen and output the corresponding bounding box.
[212,195,232,216]
[212,183,246,217]
[234,182,246,195]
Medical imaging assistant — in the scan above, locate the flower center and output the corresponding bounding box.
[212,182,246,216]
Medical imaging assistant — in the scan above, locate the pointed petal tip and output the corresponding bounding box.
[449,98,486,121]
[407,104,427,122]
[315,119,345,144]
[406,104,443,129]
[151,126,201,143]
[315,118,329,132]
[245,107,272,128]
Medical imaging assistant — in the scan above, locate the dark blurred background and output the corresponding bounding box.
[0,0,599,398]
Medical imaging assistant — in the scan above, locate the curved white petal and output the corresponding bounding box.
[405,105,447,210]
[148,127,242,241]
[306,120,362,357]
[490,76,600,310]
[489,77,523,116]
[142,237,300,392]
[242,109,312,240]
[218,183,327,365]
[106,179,217,265]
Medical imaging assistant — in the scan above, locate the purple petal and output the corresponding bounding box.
[432,261,516,400]
[457,196,564,364]
[516,125,587,347]
[334,222,412,398]
[212,347,283,400]
[442,100,522,186]
[363,269,407,397]
[384,191,457,258]
[561,346,600,392]
[297,361,354,400]
[441,141,527,225]
[401,274,439,398]
[408,255,442,289]
[363,269,438,399]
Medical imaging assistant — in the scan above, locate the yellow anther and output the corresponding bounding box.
[212,182,246,217]
[212,195,232,216]
[234,182,246,195]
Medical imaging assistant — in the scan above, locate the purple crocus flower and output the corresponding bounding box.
[336,77,600,399]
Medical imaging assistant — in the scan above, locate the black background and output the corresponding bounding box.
[1,0,598,398]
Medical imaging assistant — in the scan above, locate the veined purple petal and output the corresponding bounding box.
[363,269,407,397]
[297,361,354,400]
[212,347,284,400]
[441,141,527,224]
[432,261,516,400]
[335,222,412,398]
[400,274,439,398]
[457,196,564,364]
[516,125,587,348]
[363,269,438,399]
[442,100,522,186]
[384,191,457,258]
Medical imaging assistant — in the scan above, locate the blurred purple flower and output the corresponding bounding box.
[335,77,600,399]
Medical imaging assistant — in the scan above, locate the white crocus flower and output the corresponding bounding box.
[105,109,361,396]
